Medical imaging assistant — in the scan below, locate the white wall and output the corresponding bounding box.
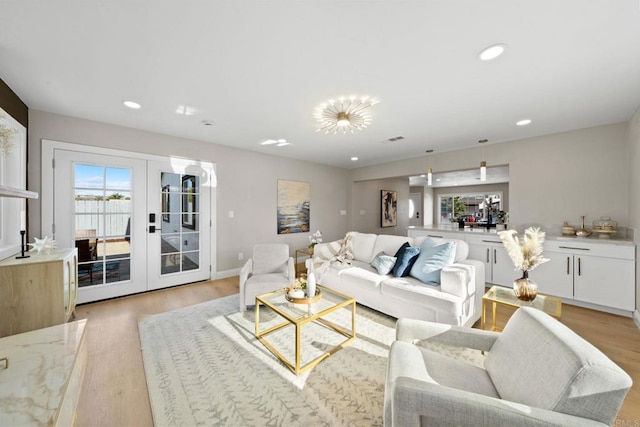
[627,107,640,315]
[351,123,630,230]
[350,178,409,236]
[27,110,351,273]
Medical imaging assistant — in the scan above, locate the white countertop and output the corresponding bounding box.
[0,319,87,425]
[408,226,636,246]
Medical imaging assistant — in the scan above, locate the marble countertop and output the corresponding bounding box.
[408,226,636,246]
[0,319,87,425]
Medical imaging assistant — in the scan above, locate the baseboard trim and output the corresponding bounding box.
[633,310,640,330]
[215,268,240,280]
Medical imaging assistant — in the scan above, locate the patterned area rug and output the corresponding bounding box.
[138,294,485,426]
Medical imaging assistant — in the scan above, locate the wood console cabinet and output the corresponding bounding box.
[0,248,78,338]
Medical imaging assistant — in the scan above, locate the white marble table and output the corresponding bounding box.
[0,319,87,426]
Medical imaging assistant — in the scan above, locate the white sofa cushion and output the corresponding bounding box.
[381,276,463,318]
[351,232,379,263]
[372,235,413,260]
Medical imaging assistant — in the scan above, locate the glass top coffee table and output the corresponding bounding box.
[255,285,356,375]
[481,285,562,331]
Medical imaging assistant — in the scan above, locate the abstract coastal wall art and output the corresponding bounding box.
[277,180,310,234]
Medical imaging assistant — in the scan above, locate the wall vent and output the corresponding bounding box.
[383,136,405,143]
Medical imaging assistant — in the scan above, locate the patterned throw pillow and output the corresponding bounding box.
[370,251,397,275]
[391,242,421,277]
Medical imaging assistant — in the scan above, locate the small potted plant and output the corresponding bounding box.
[308,230,322,251]
[496,211,509,231]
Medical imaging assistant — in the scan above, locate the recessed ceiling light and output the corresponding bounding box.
[276,141,290,147]
[201,120,213,126]
[436,178,441,182]
[123,101,141,109]
[420,174,426,177]
[516,119,532,126]
[351,157,359,161]
[478,44,507,61]
[261,139,277,145]
[176,105,197,116]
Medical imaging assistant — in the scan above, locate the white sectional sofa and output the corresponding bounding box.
[313,232,485,327]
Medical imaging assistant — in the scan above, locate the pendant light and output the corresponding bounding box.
[479,140,488,182]
[426,149,434,186]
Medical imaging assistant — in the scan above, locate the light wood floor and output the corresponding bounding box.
[73,279,640,426]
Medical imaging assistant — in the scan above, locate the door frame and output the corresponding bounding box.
[41,139,217,294]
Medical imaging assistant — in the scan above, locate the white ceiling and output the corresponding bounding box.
[1,1,639,169]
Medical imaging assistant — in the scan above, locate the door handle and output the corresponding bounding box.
[486,248,490,263]
[149,225,158,233]
[578,257,581,276]
[566,257,570,275]
[494,249,497,264]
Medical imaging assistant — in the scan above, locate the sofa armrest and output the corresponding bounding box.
[389,377,606,427]
[238,259,253,311]
[396,318,499,352]
[440,263,474,298]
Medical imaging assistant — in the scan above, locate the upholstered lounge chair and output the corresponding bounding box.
[239,243,295,312]
[384,306,632,426]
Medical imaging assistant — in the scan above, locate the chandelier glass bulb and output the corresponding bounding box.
[314,95,379,134]
[427,168,433,186]
[480,161,487,182]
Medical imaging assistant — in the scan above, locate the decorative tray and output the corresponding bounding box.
[285,289,322,304]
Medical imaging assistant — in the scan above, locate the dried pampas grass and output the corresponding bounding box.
[498,227,549,273]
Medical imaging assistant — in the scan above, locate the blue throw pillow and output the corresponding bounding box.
[370,251,397,275]
[409,240,457,285]
[392,242,421,277]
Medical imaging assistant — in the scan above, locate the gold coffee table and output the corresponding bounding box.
[481,285,562,331]
[255,285,356,375]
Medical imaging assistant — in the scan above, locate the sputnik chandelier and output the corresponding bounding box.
[314,95,379,134]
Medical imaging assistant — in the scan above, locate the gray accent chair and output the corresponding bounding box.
[384,306,632,426]
[239,243,295,312]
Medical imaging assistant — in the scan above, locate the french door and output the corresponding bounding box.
[46,145,213,304]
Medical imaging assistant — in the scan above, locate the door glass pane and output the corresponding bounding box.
[159,172,200,275]
[74,164,132,288]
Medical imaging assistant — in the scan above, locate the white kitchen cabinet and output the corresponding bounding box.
[465,236,515,286]
[529,251,574,299]
[531,241,635,312]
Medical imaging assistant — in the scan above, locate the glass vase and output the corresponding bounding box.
[513,271,538,302]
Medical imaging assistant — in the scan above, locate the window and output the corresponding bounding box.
[438,192,503,225]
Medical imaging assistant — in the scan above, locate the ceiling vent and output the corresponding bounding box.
[383,136,405,143]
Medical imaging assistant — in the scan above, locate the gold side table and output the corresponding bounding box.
[481,285,562,331]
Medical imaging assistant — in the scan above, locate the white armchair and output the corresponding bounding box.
[239,243,295,312]
[384,307,632,426]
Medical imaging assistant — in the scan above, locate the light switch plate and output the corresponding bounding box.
[228,210,234,218]
[340,210,347,216]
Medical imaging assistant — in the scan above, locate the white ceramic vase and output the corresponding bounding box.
[306,259,316,297]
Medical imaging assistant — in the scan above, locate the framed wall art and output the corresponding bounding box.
[277,179,310,234]
[381,190,397,228]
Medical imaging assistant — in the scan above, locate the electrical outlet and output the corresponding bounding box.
[340,210,347,216]
[238,252,244,260]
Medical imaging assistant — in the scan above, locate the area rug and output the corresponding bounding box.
[138,294,485,426]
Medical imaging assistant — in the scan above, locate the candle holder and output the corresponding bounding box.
[16,230,30,259]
